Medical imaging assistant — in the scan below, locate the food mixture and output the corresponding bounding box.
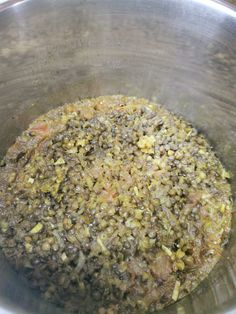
[0,96,232,313]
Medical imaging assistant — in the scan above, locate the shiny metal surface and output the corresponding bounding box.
[0,0,236,313]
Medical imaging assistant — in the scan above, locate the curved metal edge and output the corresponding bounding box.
[214,0,236,10]
[0,0,236,15]
[193,0,236,17]
[0,0,30,13]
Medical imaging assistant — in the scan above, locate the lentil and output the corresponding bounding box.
[0,95,232,314]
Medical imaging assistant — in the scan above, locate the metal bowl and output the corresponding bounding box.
[0,0,235,313]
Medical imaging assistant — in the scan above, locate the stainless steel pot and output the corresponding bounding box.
[0,0,236,313]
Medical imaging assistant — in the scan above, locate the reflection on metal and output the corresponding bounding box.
[0,0,28,12]
[195,0,236,17]
[11,0,27,8]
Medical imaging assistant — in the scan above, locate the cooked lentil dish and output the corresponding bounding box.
[0,96,232,313]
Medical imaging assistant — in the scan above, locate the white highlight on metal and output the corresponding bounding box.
[195,0,236,18]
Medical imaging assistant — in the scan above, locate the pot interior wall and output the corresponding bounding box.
[0,0,235,313]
